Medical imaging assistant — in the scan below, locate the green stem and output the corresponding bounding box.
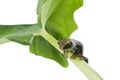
[34,29,62,53]
[70,58,103,80]
[34,29,103,80]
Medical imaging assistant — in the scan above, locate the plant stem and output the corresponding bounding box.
[34,29,103,80]
[70,58,103,80]
[33,29,62,53]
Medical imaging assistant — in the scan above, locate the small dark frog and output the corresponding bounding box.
[58,39,88,63]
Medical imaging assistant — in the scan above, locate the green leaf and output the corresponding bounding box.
[37,0,47,15]
[40,0,61,27]
[37,0,83,39]
[0,0,83,68]
[30,35,68,67]
[0,38,9,44]
[0,24,40,45]
[37,0,47,26]
[32,0,83,67]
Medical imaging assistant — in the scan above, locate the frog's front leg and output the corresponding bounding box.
[64,50,69,58]
[79,56,88,63]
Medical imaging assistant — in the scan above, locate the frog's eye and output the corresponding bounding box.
[63,41,73,49]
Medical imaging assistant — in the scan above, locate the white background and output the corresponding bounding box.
[0,0,120,80]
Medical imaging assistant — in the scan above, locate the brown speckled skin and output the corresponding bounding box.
[58,39,88,63]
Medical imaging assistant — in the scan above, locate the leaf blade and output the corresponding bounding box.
[0,24,40,45]
[0,38,9,44]
[40,0,61,27]
[46,0,83,39]
[37,0,83,39]
[30,36,68,67]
